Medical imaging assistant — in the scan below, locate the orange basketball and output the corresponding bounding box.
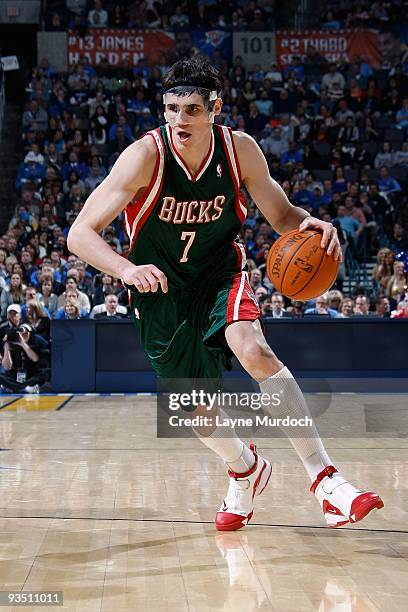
[266,229,340,300]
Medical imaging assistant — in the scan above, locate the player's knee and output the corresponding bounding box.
[237,337,276,369]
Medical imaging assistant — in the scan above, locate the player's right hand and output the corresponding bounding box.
[122,264,168,294]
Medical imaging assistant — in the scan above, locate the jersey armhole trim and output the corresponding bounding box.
[217,125,247,225]
[228,127,242,185]
[128,131,159,209]
[125,128,166,249]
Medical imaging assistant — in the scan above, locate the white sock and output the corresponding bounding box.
[194,409,255,474]
[259,366,333,482]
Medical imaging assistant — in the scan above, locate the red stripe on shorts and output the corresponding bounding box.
[227,271,260,324]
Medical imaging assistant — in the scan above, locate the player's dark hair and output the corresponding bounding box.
[163,56,223,96]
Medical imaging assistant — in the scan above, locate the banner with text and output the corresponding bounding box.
[233,32,275,69]
[276,29,382,69]
[67,29,175,67]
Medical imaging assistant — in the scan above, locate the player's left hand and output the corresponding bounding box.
[298,217,342,261]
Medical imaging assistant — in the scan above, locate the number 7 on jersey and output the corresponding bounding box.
[179,231,196,263]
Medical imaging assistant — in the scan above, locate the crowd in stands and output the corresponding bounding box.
[45,0,276,32]
[43,0,408,36]
[1,2,408,390]
[320,1,407,34]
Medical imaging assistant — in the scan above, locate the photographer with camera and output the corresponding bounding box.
[0,323,48,393]
[0,304,22,345]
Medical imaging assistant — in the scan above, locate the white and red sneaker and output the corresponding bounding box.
[311,465,384,528]
[215,443,272,531]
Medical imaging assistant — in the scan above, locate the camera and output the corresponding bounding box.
[4,327,25,343]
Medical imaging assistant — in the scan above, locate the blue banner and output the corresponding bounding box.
[192,29,232,62]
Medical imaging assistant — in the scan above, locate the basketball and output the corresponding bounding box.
[266,229,340,300]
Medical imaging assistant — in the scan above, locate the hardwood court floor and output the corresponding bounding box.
[0,394,407,611]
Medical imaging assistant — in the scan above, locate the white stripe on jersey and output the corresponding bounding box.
[220,126,240,186]
[128,130,165,244]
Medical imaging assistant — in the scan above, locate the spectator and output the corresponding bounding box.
[1,273,25,320]
[338,298,354,318]
[386,261,408,302]
[170,5,190,28]
[373,296,390,318]
[321,64,345,100]
[322,10,343,30]
[93,293,128,319]
[367,182,389,225]
[244,101,268,137]
[304,45,328,84]
[66,0,87,16]
[22,285,38,308]
[293,179,314,209]
[353,294,370,316]
[259,127,288,158]
[388,223,408,252]
[55,297,87,320]
[390,295,408,318]
[92,273,116,305]
[305,294,339,317]
[70,260,93,295]
[283,56,305,81]
[255,89,273,116]
[15,152,45,192]
[332,167,348,194]
[249,268,264,292]
[84,164,105,194]
[361,116,379,142]
[244,205,257,230]
[254,286,268,302]
[344,196,366,227]
[63,170,86,197]
[372,248,394,294]
[338,117,359,143]
[37,279,58,318]
[351,142,372,169]
[88,119,107,145]
[394,141,408,167]
[0,304,22,343]
[374,142,395,168]
[61,151,88,182]
[259,294,272,316]
[286,300,305,319]
[102,226,122,254]
[395,98,408,131]
[107,125,133,157]
[24,299,51,340]
[57,277,91,313]
[327,289,343,312]
[377,167,401,201]
[269,292,291,319]
[280,142,304,168]
[335,205,362,242]
[22,100,48,133]
[19,248,38,284]
[108,116,133,142]
[264,62,283,86]
[0,323,48,393]
[88,0,109,27]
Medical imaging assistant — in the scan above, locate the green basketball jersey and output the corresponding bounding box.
[124,124,247,291]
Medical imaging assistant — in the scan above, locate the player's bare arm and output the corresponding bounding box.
[234,131,342,261]
[67,136,168,293]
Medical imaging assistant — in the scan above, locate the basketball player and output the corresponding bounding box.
[68,57,383,530]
